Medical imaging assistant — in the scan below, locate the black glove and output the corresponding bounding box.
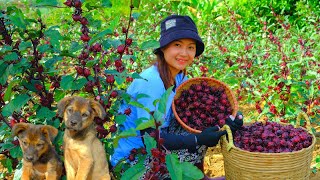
[225,111,244,132]
[195,126,227,147]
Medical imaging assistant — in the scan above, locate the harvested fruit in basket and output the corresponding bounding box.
[174,80,233,131]
[233,121,313,153]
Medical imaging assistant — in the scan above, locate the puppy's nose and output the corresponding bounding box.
[26,155,34,162]
[70,120,77,126]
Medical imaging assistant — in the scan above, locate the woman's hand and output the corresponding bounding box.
[225,111,244,132]
[196,126,227,147]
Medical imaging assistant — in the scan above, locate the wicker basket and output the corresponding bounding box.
[172,77,238,134]
[220,112,316,180]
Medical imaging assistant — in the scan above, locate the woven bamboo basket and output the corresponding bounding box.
[172,77,238,134]
[220,112,316,180]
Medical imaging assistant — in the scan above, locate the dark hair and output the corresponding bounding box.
[155,51,186,90]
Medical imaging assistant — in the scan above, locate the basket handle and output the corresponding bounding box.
[220,124,234,151]
[296,111,312,134]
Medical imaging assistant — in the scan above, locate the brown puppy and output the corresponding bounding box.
[12,123,62,180]
[57,96,111,180]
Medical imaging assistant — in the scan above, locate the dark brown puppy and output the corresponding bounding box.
[57,96,110,180]
[12,123,62,180]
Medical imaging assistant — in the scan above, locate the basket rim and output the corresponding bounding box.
[172,77,239,134]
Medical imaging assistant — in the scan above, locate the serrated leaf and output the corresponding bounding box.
[113,128,137,147]
[166,154,183,180]
[0,45,12,53]
[72,78,87,90]
[18,41,32,51]
[36,107,56,120]
[88,29,113,46]
[181,162,204,180]
[143,133,156,154]
[136,93,150,99]
[157,86,173,114]
[131,72,144,79]
[9,146,22,158]
[115,75,125,85]
[128,101,145,109]
[140,40,159,50]
[38,44,50,53]
[135,118,155,130]
[8,9,26,29]
[35,0,58,6]
[4,52,18,61]
[120,160,146,180]
[3,79,19,102]
[2,94,31,117]
[44,56,63,69]
[133,0,140,8]
[115,114,127,125]
[101,0,112,7]
[60,75,74,90]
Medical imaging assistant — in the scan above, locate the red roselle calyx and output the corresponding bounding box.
[174,80,233,131]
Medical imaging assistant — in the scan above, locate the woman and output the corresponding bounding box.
[110,15,243,179]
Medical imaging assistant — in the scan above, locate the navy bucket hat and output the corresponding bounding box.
[153,15,205,57]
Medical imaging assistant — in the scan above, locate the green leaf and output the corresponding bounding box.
[60,75,74,90]
[18,41,32,51]
[44,56,63,69]
[128,101,145,109]
[143,133,156,154]
[69,41,82,52]
[72,78,87,90]
[115,114,127,125]
[115,75,125,85]
[132,72,144,79]
[2,94,31,117]
[3,52,18,61]
[8,8,26,29]
[36,107,56,120]
[181,162,204,180]
[136,93,150,99]
[113,128,137,147]
[3,79,19,102]
[135,118,155,130]
[35,0,58,6]
[133,0,141,8]
[157,86,173,114]
[120,160,146,180]
[44,27,62,51]
[9,146,23,159]
[102,0,112,7]
[140,40,159,50]
[166,154,183,180]
[0,45,12,53]
[38,44,50,53]
[88,29,113,46]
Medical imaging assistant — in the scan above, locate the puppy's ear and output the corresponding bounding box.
[41,125,58,143]
[12,123,29,137]
[57,96,74,117]
[90,100,106,119]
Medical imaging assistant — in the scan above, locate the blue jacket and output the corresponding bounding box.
[110,65,188,166]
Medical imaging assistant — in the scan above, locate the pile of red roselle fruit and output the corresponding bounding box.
[174,81,233,131]
[233,121,313,153]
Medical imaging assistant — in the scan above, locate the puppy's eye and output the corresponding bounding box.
[36,143,44,148]
[67,108,73,114]
[22,141,28,146]
[82,113,89,118]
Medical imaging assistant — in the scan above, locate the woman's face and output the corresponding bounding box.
[161,38,196,76]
